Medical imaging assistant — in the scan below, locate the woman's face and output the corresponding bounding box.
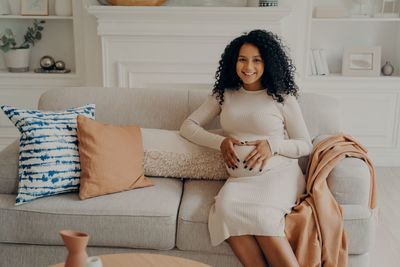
[236,43,264,91]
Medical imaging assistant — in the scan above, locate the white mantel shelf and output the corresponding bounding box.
[87,5,291,20]
[87,5,292,36]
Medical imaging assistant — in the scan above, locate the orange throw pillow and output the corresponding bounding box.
[77,115,153,200]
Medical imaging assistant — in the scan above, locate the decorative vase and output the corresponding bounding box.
[60,230,90,267]
[3,48,31,72]
[381,61,394,76]
[55,0,72,16]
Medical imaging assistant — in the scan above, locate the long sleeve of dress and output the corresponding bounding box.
[266,96,313,158]
[180,95,225,151]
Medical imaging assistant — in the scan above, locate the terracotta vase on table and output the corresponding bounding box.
[59,230,90,267]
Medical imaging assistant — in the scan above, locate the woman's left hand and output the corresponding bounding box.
[243,140,273,172]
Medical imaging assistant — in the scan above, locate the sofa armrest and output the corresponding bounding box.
[0,139,19,194]
[327,157,371,206]
[312,135,371,206]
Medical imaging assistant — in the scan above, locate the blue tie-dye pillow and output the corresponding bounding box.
[1,104,95,205]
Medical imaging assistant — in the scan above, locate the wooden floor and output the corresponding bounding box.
[369,167,400,267]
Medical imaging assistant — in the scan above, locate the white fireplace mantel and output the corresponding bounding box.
[88,5,292,87]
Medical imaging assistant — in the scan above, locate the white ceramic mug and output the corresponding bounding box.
[55,0,72,16]
[86,256,103,267]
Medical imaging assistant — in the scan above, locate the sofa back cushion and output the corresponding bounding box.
[38,87,189,130]
[39,87,342,138]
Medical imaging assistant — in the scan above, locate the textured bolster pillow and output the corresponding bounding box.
[141,128,229,180]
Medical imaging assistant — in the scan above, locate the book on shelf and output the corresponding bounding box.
[319,49,330,75]
[309,51,317,75]
[310,49,330,76]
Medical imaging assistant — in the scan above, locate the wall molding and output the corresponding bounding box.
[117,61,216,88]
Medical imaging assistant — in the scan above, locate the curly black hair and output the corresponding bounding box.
[212,29,298,104]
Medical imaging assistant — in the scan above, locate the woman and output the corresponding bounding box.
[180,29,312,267]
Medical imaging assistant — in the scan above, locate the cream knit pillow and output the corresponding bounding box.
[141,128,228,180]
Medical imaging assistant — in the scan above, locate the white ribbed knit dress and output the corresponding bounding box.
[180,87,312,246]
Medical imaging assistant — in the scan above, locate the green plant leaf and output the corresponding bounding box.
[0,20,45,52]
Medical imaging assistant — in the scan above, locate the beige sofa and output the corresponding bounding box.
[0,87,376,267]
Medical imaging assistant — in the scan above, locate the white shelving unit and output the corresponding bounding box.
[300,0,400,166]
[305,0,400,80]
[0,1,85,150]
[0,1,84,87]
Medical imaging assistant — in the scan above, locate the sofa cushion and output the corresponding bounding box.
[177,180,233,255]
[297,93,342,139]
[0,177,182,250]
[77,116,153,200]
[177,179,376,255]
[1,104,95,205]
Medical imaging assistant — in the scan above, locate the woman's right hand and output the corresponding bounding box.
[220,137,241,169]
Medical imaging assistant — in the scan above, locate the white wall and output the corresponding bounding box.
[80,0,103,86]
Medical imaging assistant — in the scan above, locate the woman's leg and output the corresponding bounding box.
[255,236,299,267]
[227,235,269,267]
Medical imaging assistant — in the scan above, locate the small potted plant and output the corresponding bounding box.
[0,19,45,72]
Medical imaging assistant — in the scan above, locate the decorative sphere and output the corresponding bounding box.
[381,61,394,76]
[55,60,66,70]
[40,56,55,70]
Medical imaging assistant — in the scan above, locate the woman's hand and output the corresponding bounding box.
[220,137,241,169]
[243,140,273,172]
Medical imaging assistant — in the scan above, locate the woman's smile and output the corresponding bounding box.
[236,43,265,91]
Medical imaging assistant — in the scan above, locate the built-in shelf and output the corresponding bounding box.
[0,69,80,87]
[0,15,73,20]
[312,17,400,22]
[0,2,84,88]
[0,70,76,77]
[306,73,400,81]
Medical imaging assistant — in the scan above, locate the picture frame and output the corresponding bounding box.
[342,46,382,77]
[21,0,49,16]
